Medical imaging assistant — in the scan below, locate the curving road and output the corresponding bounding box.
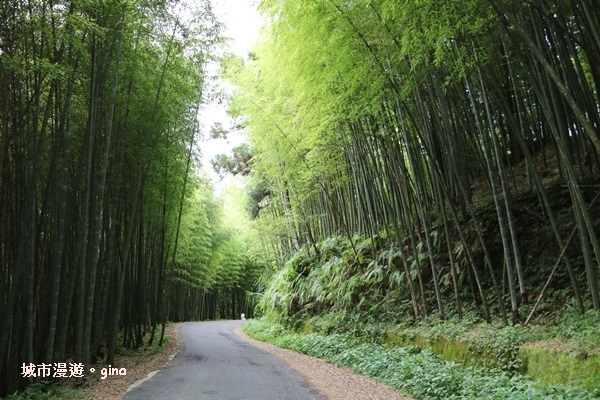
[124,320,325,400]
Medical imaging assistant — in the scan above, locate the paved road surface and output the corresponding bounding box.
[124,320,325,400]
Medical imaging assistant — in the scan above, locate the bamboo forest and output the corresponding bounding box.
[1,0,600,398]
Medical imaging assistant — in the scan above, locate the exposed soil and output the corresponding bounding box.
[520,338,575,353]
[80,323,183,400]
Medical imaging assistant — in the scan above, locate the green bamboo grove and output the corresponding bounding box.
[0,0,259,395]
[229,0,600,326]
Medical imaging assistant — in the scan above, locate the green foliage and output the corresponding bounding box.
[4,381,84,400]
[118,335,172,358]
[232,0,600,335]
[243,319,598,399]
[469,326,526,374]
[259,231,470,330]
[168,182,263,321]
[391,315,527,373]
[211,143,253,178]
[550,310,600,355]
[256,223,600,391]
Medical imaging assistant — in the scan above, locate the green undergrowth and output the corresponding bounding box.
[2,381,85,400]
[118,334,172,358]
[244,318,599,399]
[302,308,600,357]
[299,309,600,389]
[389,308,600,358]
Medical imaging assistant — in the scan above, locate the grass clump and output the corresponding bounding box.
[243,319,599,399]
[118,334,172,358]
[3,381,85,400]
[549,309,600,355]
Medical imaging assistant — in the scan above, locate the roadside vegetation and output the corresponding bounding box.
[243,224,600,396]
[243,319,599,399]
[2,381,84,400]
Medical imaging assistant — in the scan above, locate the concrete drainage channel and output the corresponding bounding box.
[383,330,600,390]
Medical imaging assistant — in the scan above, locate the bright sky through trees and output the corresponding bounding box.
[199,0,259,188]
[213,0,260,57]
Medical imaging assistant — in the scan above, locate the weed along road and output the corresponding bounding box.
[124,320,324,400]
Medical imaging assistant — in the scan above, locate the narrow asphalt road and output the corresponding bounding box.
[124,320,325,400]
